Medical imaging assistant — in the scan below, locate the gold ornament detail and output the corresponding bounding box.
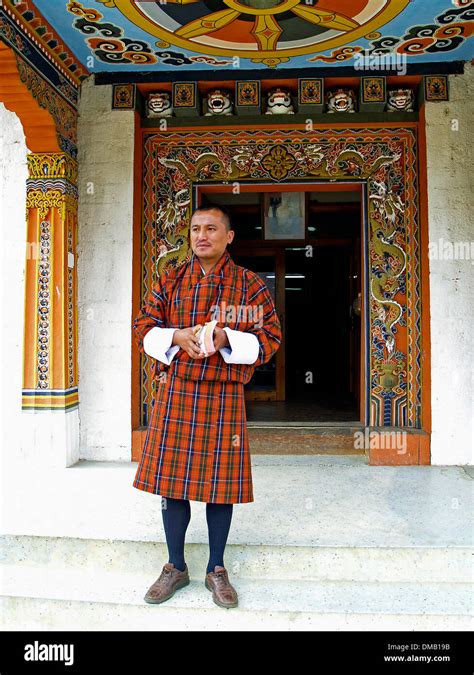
[26,190,77,220]
[27,154,78,182]
[261,145,296,180]
[365,31,382,39]
[250,56,290,67]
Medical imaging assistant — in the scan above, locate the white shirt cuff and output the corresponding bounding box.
[143,327,180,365]
[219,327,259,365]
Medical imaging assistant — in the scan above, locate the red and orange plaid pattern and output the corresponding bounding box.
[132,249,282,503]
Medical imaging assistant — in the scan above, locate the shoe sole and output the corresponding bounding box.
[144,577,190,604]
[205,577,238,608]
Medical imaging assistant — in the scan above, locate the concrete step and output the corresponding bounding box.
[3,457,471,553]
[2,456,472,631]
[2,534,472,583]
[2,564,472,631]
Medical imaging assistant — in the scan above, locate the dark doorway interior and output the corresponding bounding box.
[200,187,362,423]
[281,244,358,420]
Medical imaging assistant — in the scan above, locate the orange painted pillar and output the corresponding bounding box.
[22,153,79,411]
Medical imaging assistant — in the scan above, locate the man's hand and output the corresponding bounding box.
[212,326,230,351]
[172,324,229,358]
[172,325,207,359]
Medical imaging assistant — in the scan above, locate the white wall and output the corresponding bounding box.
[425,63,474,465]
[77,77,135,460]
[0,104,27,473]
[0,103,80,474]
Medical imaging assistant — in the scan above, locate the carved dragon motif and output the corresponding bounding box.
[369,180,406,359]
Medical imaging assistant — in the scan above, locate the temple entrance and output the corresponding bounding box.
[133,125,424,459]
[199,183,364,424]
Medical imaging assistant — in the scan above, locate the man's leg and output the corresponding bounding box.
[205,502,233,573]
[161,497,191,572]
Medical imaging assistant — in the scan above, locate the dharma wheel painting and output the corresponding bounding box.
[106,0,409,66]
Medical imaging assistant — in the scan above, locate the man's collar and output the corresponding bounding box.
[190,249,230,278]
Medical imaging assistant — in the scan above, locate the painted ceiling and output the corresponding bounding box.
[24,0,474,70]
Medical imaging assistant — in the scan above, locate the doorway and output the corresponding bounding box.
[198,183,364,424]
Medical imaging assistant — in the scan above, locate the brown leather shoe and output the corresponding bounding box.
[144,562,190,604]
[205,565,238,608]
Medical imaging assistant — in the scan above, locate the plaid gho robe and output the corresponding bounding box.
[132,248,282,503]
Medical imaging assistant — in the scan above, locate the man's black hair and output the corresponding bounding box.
[192,203,232,231]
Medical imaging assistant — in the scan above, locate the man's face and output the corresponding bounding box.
[190,209,234,262]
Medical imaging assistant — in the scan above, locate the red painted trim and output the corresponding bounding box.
[417,105,433,440]
[200,183,363,194]
[141,121,419,135]
[131,110,144,454]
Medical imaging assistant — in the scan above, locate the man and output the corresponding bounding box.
[132,203,282,609]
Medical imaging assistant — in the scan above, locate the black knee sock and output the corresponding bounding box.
[161,497,191,573]
[206,502,233,574]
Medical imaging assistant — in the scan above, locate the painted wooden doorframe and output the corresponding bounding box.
[132,124,431,465]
